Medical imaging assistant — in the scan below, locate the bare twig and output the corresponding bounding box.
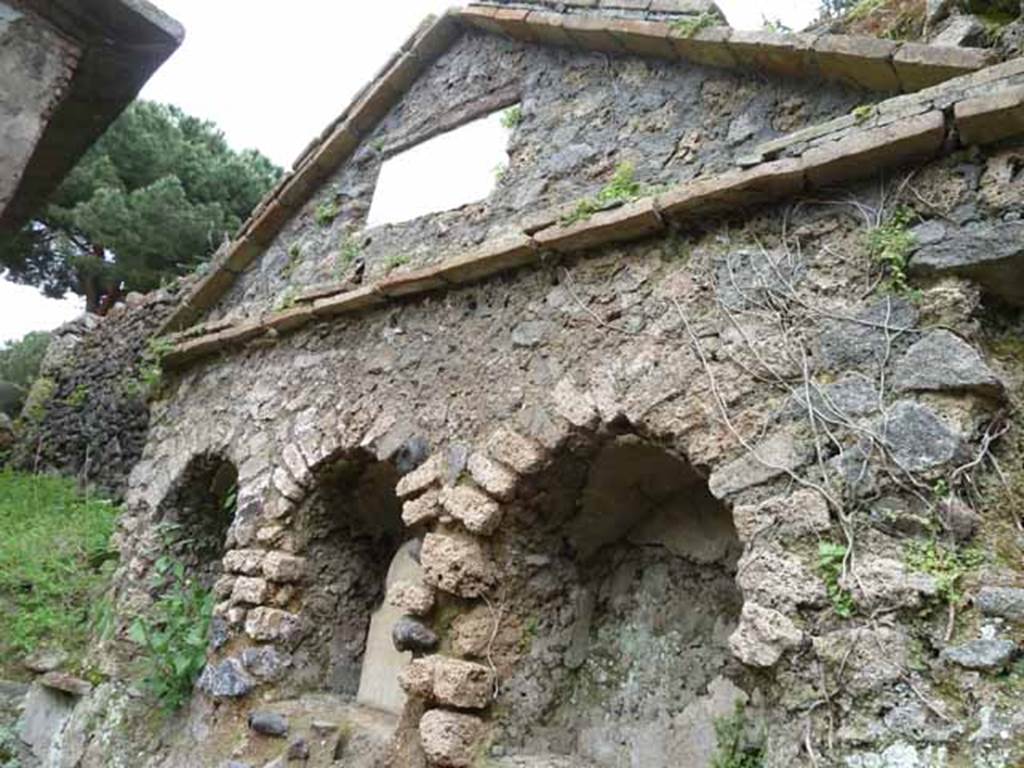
[480,592,506,699]
[672,296,842,511]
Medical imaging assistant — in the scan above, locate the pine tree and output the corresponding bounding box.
[1,101,281,312]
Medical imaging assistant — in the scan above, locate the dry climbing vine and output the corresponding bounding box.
[558,170,1009,763]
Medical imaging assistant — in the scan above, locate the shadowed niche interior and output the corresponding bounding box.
[490,434,745,767]
[156,453,238,590]
[291,451,416,712]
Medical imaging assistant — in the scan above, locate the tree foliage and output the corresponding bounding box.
[1,101,281,311]
[0,331,50,390]
[0,331,51,416]
[819,0,860,18]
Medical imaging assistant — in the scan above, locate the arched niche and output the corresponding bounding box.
[290,450,416,712]
[481,433,746,766]
[155,452,239,590]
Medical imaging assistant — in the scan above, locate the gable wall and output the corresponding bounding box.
[210,29,870,322]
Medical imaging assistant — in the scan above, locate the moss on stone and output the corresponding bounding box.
[64,382,89,408]
[433,599,465,648]
[962,0,1019,18]
[21,375,56,424]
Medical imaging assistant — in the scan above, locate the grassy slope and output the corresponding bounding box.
[827,0,927,40]
[0,470,118,678]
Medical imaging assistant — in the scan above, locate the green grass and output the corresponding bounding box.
[670,12,718,38]
[846,0,885,22]
[335,232,362,278]
[761,18,792,32]
[818,541,856,618]
[0,723,20,768]
[561,162,650,226]
[500,105,522,130]
[905,539,985,608]
[865,207,916,296]
[282,242,302,280]
[0,470,118,675]
[711,702,763,768]
[851,104,875,123]
[315,198,342,227]
[123,335,175,401]
[274,285,299,312]
[64,383,89,408]
[22,376,55,425]
[385,253,411,273]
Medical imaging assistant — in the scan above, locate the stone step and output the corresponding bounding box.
[225,696,399,768]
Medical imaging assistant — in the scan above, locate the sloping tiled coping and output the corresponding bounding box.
[157,4,997,337]
[459,5,992,94]
[162,65,1024,371]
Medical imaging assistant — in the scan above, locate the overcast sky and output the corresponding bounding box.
[0,0,821,345]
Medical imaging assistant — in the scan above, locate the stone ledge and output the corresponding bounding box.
[521,10,574,46]
[751,112,860,164]
[307,122,362,177]
[161,61,1024,371]
[893,42,995,92]
[669,25,737,68]
[163,321,267,368]
[656,158,806,218]
[159,5,999,338]
[727,29,821,81]
[247,197,296,248]
[459,5,991,97]
[752,56,1024,165]
[223,238,261,274]
[434,234,539,284]
[491,7,536,40]
[176,269,236,319]
[456,5,506,36]
[376,264,450,298]
[264,305,315,334]
[955,85,1024,145]
[563,13,629,52]
[606,17,676,58]
[533,198,664,252]
[812,34,900,92]
[311,286,386,317]
[802,109,946,187]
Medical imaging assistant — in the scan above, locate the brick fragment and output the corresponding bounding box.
[894,43,993,92]
[813,34,900,92]
[955,85,1024,146]
[533,198,663,253]
[802,110,946,188]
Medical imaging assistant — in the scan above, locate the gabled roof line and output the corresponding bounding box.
[158,9,464,333]
[160,57,1024,371]
[158,3,995,335]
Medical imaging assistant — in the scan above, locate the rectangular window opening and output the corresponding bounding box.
[365,106,517,229]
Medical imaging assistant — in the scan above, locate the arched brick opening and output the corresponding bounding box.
[481,433,746,765]
[155,452,238,590]
[290,450,415,708]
